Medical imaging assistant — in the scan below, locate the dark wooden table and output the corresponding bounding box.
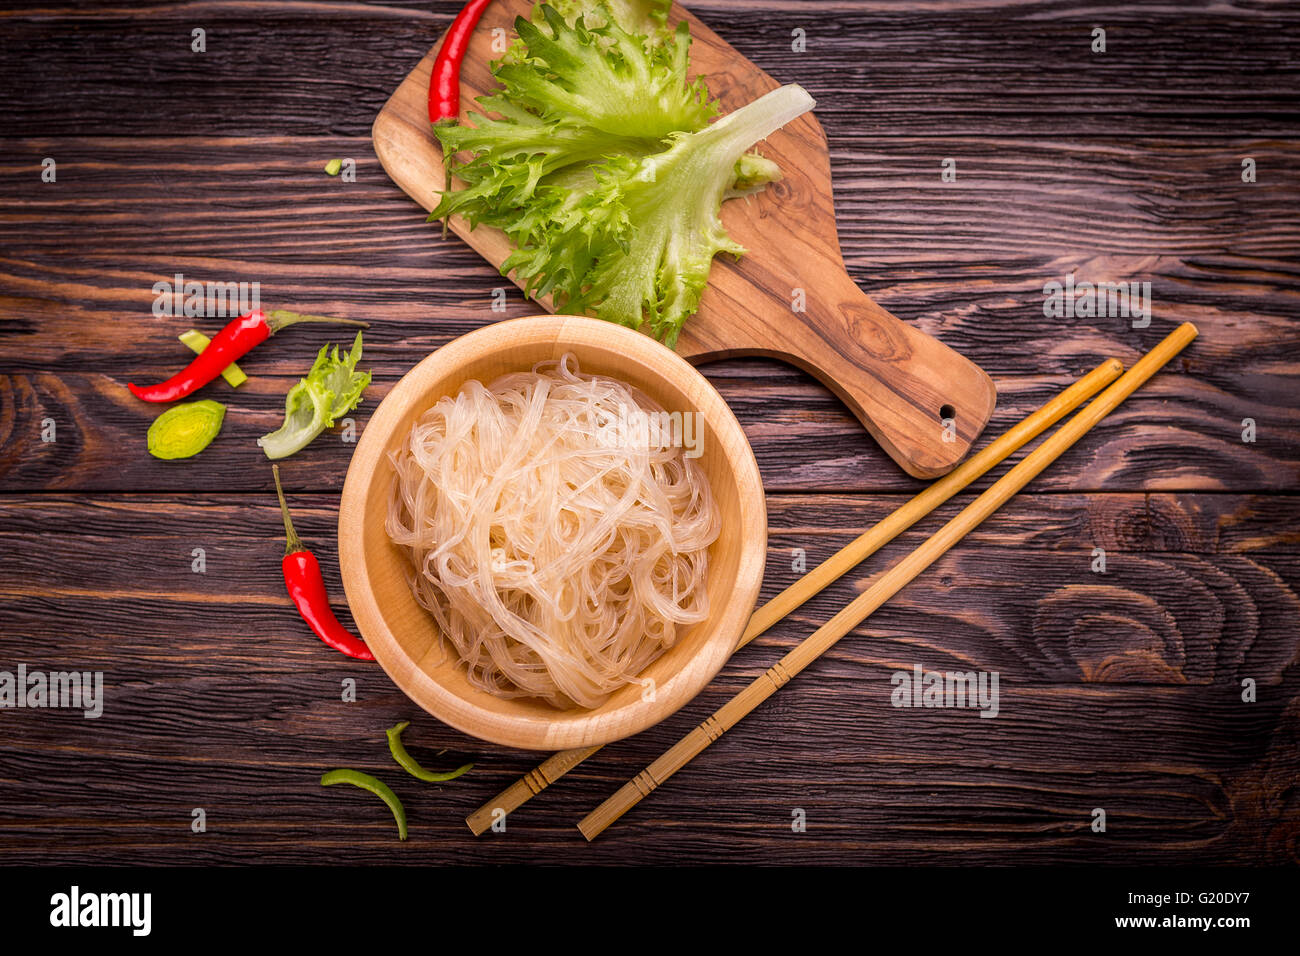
[1,0,1297,866]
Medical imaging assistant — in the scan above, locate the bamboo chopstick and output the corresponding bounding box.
[465,357,1127,835]
[578,322,1198,840]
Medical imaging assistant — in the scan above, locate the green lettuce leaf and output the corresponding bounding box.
[498,0,673,65]
[547,0,671,42]
[506,84,814,346]
[430,3,813,346]
[498,6,711,140]
[430,3,714,231]
[258,331,371,460]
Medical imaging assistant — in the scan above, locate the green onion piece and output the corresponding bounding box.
[320,768,407,841]
[147,400,225,460]
[324,159,342,176]
[179,329,247,387]
[386,721,474,783]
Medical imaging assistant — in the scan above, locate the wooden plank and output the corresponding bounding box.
[0,484,1294,867]
[1,0,1298,137]
[2,135,1296,491]
[2,364,1294,493]
[4,137,1294,358]
[1,493,1295,689]
[2,364,1289,494]
[4,137,1294,370]
[11,515,1293,687]
[3,137,1296,271]
[5,491,1298,551]
[0,693,1294,864]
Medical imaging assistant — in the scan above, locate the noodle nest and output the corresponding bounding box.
[386,354,720,709]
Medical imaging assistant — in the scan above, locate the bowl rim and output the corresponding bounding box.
[338,314,768,751]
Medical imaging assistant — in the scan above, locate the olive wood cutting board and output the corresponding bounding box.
[372,0,998,478]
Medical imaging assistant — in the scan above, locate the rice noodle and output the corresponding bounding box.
[386,354,720,709]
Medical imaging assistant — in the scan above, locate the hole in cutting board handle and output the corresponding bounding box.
[939,403,956,422]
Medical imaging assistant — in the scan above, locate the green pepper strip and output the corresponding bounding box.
[179,329,247,387]
[320,769,407,841]
[386,721,474,783]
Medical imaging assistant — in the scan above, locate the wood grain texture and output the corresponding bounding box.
[0,0,1297,865]
[2,134,1296,492]
[0,492,1296,863]
[3,1,1299,137]
[577,324,1199,838]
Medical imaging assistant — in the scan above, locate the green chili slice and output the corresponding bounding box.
[320,768,407,841]
[147,399,225,460]
[386,721,474,783]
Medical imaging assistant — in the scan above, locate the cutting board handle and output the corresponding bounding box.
[683,267,997,479]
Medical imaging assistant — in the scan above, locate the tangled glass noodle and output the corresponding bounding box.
[386,354,720,709]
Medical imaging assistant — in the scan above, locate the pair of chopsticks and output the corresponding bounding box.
[467,322,1198,840]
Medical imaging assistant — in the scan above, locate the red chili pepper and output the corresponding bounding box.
[428,0,493,125]
[272,464,375,662]
[128,309,368,403]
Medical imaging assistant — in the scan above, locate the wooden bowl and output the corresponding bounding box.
[338,315,767,751]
